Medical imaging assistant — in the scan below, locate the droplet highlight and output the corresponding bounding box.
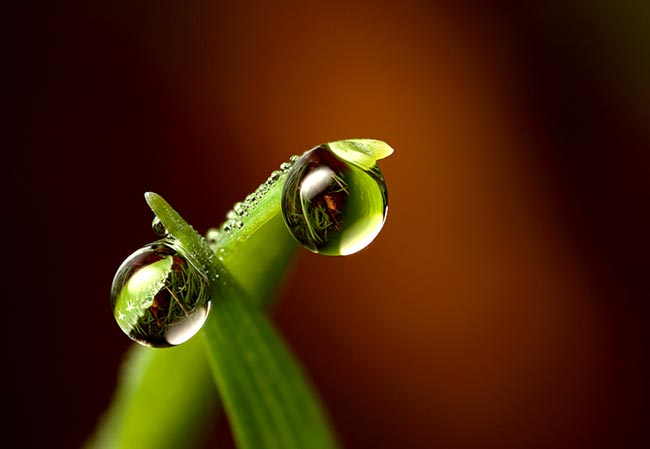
[206,228,222,245]
[111,239,211,347]
[281,144,388,256]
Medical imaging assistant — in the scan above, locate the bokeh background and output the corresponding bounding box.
[11,1,648,448]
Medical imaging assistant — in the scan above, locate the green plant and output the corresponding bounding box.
[86,139,394,449]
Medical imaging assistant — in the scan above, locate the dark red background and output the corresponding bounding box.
[10,1,648,448]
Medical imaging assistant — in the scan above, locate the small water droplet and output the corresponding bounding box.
[281,144,388,256]
[235,220,244,229]
[280,162,291,171]
[234,202,248,217]
[206,228,222,245]
[266,170,282,185]
[111,240,211,347]
[226,210,239,220]
[289,154,300,163]
[151,217,167,236]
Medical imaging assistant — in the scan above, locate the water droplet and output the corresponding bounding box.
[234,202,248,217]
[266,170,282,185]
[206,228,222,245]
[281,144,388,256]
[235,220,244,229]
[111,240,211,347]
[151,217,167,236]
[280,162,292,171]
[226,210,239,220]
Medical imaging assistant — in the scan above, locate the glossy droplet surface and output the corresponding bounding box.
[111,239,210,347]
[281,144,388,256]
[151,217,167,236]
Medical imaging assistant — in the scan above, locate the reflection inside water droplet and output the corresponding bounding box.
[151,217,166,236]
[110,239,211,347]
[281,144,388,256]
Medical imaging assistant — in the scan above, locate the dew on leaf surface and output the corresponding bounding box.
[151,216,167,236]
[111,239,211,347]
[281,144,388,256]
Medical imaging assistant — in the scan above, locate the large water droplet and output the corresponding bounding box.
[111,239,211,347]
[281,144,388,256]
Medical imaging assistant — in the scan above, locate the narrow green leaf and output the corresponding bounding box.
[202,291,339,449]
[86,191,298,449]
[224,213,299,304]
[85,337,216,449]
[88,140,393,449]
[205,164,290,264]
[327,138,395,170]
[147,192,339,449]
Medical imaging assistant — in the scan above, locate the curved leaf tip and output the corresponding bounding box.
[144,191,161,207]
[327,139,394,171]
[349,139,395,160]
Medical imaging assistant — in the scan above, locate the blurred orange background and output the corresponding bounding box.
[10,1,648,448]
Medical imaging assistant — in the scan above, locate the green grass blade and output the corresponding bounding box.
[84,338,216,449]
[148,192,339,449]
[206,159,291,264]
[86,197,298,449]
[224,213,299,304]
[202,288,339,449]
[88,139,392,449]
